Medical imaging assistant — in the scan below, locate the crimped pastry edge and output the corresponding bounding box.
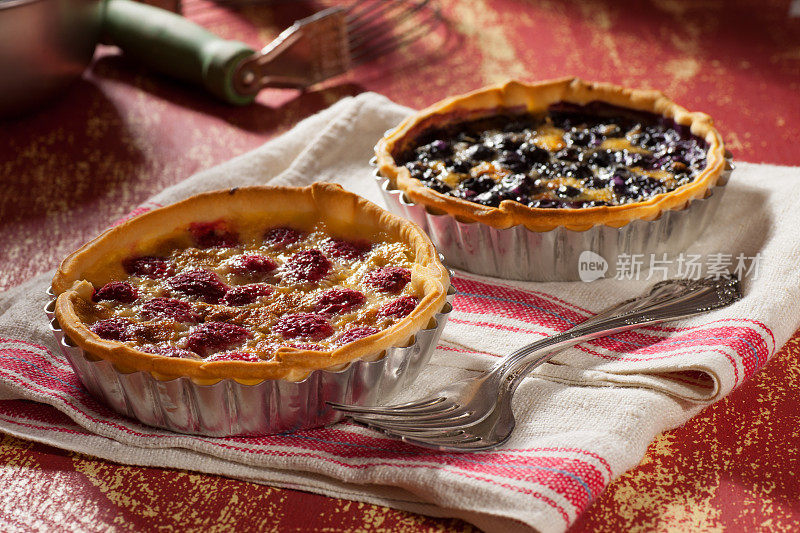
[52,183,450,384]
[375,77,727,232]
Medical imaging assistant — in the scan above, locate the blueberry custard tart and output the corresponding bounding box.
[52,183,450,383]
[375,78,727,231]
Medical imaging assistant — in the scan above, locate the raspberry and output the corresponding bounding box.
[189,220,239,248]
[90,318,134,341]
[334,326,379,346]
[140,297,199,323]
[168,269,228,303]
[284,249,331,283]
[140,344,197,358]
[122,256,172,278]
[364,267,411,293]
[264,226,302,248]
[228,254,277,277]
[206,351,261,362]
[186,322,250,357]
[93,281,138,304]
[273,313,334,340]
[314,287,366,315]
[322,238,371,260]
[222,284,274,306]
[378,296,419,319]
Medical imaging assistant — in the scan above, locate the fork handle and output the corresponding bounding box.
[496,277,739,392]
[102,0,256,105]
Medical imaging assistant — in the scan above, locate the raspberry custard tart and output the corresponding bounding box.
[374,77,730,280]
[50,183,451,435]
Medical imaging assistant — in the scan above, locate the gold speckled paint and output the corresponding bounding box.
[2,0,800,530]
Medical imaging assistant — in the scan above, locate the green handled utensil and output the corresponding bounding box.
[0,0,438,116]
[102,0,258,105]
[102,0,443,105]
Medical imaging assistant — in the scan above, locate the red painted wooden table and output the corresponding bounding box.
[2,0,799,530]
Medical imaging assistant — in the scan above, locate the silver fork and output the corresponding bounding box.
[330,277,742,451]
[233,0,442,95]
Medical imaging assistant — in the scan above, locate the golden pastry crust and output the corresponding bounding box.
[53,183,450,384]
[375,77,727,232]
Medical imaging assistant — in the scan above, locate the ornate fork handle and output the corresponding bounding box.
[495,276,741,392]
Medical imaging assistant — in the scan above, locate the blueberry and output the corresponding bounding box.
[566,201,588,208]
[672,141,705,167]
[555,147,581,162]
[567,200,610,208]
[615,173,664,199]
[552,160,584,177]
[623,151,656,169]
[404,161,427,176]
[557,185,581,198]
[426,180,452,193]
[652,155,671,169]
[421,168,437,181]
[584,173,611,189]
[612,174,628,194]
[565,129,597,147]
[473,189,504,207]
[416,139,452,160]
[586,150,614,167]
[495,135,523,151]
[662,128,681,144]
[529,199,564,208]
[449,159,473,174]
[456,175,495,199]
[638,153,658,169]
[433,139,450,152]
[464,144,495,162]
[691,152,707,169]
[659,143,685,158]
[567,165,593,180]
[644,131,667,150]
[497,151,528,172]
[500,174,541,199]
[629,128,664,150]
[519,143,550,164]
[628,175,664,195]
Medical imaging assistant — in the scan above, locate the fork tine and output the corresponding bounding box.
[344,409,478,427]
[329,399,456,418]
[350,414,481,434]
[328,396,448,413]
[350,9,441,64]
[382,396,447,410]
[415,435,484,446]
[354,419,469,440]
[346,0,409,34]
[344,0,387,23]
[403,435,493,451]
[350,416,490,446]
[397,430,485,447]
[347,0,429,49]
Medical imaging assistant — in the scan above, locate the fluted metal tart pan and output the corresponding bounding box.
[373,155,733,281]
[45,286,454,437]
